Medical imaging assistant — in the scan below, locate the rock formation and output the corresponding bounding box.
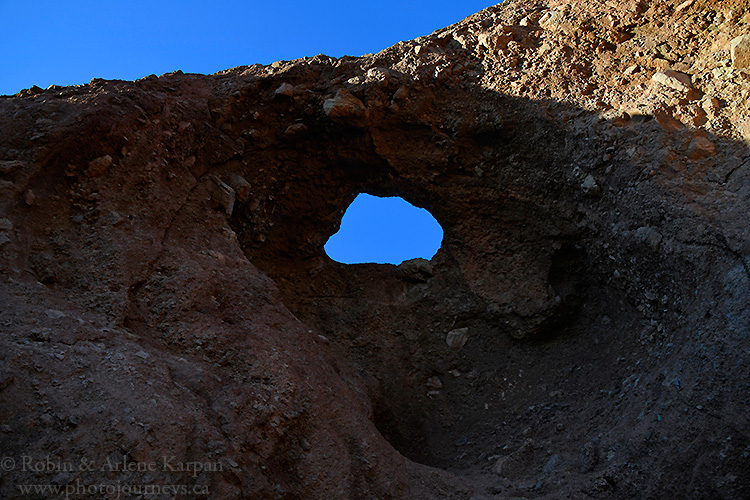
[1,0,749,498]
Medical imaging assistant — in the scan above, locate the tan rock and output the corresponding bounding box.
[730,34,750,69]
[478,33,510,53]
[701,96,721,119]
[652,70,693,92]
[675,0,695,13]
[539,9,565,30]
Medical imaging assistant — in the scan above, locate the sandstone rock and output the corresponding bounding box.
[445,327,469,349]
[652,70,693,92]
[323,90,367,126]
[730,34,750,69]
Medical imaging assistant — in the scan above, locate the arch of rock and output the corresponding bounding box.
[1,1,749,498]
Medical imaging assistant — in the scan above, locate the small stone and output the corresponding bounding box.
[85,155,113,178]
[135,350,149,360]
[30,328,51,342]
[0,234,10,247]
[712,67,735,80]
[539,9,565,30]
[0,371,14,391]
[0,218,15,231]
[366,67,390,84]
[274,83,295,98]
[624,65,640,76]
[45,309,65,319]
[581,174,601,197]
[635,227,663,251]
[611,30,634,43]
[652,70,693,92]
[446,327,470,349]
[730,34,750,69]
[675,0,695,13]
[207,175,235,216]
[686,136,716,160]
[425,376,443,390]
[578,441,599,472]
[284,123,308,137]
[24,190,36,206]
[323,91,367,126]
[101,211,123,226]
[0,160,25,175]
[701,96,721,119]
[478,33,510,53]
[0,424,12,433]
[224,174,251,203]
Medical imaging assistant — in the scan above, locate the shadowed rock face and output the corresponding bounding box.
[2,0,750,498]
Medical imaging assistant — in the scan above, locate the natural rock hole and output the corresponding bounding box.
[324,193,444,265]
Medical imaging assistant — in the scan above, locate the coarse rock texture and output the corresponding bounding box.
[2,0,750,498]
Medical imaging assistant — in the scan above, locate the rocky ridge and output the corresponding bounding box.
[1,0,750,498]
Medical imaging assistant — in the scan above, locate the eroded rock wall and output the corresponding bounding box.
[1,0,750,498]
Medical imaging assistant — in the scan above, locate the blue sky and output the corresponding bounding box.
[1,1,495,95]
[325,195,443,265]
[2,0,491,263]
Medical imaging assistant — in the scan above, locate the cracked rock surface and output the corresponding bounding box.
[1,0,750,498]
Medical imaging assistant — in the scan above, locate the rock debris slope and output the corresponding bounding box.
[2,0,750,498]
